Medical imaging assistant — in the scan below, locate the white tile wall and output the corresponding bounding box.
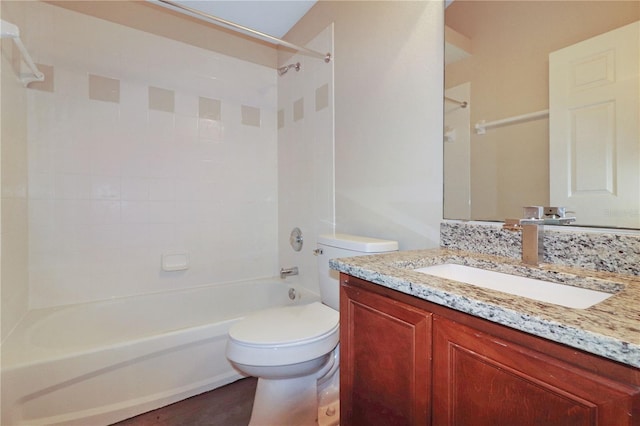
[0,172,28,336]
[25,2,279,308]
[278,25,335,296]
[1,0,30,340]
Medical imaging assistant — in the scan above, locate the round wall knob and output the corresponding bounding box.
[289,227,303,251]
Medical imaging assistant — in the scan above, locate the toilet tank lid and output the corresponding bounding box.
[318,233,399,253]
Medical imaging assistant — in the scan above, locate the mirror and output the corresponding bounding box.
[444,1,639,229]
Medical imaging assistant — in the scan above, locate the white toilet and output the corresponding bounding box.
[226,233,398,426]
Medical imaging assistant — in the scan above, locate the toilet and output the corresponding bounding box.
[226,233,398,426]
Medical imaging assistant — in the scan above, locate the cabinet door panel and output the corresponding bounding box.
[341,283,432,426]
[433,316,639,426]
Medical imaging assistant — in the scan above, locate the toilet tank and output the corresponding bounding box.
[317,234,398,310]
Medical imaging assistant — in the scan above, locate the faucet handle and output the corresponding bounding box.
[544,206,566,218]
[523,206,544,220]
[542,206,577,225]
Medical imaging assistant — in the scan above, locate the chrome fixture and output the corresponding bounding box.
[542,206,576,225]
[280,266,299,279]
[504,205,576,228]
[288,288,297,300]
[521,221,543,266]
[504,206,545,266]
[156,0,332,62]
[444,96,467,108]
[278,62,301,76]
[289,227,303,251]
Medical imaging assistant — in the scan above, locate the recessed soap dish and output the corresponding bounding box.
[162,252,189,271]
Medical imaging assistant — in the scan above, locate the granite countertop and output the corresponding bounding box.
[330,248,640,368]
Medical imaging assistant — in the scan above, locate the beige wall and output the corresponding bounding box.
[1,2,30,340]
[445,1,639,221]
[284,1,445,250]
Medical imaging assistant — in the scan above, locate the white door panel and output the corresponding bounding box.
[549,21,639,228]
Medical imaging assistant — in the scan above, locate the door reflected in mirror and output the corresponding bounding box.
[444,1,639,229]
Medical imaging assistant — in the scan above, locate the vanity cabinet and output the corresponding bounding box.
[340,274,640,426]
[433,316,639,425]
[340,281,431,425]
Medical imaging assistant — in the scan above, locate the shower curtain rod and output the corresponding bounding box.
[475,109,549,135]
[444,96,467,108]
[156,0,332,63]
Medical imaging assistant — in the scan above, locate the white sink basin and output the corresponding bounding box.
[414,264,614,309]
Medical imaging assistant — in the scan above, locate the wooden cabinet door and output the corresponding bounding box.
[340,280,432,426]
[432,316,640,426]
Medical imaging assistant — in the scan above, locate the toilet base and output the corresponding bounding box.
[235,344,340,425]
[317,354,339,426]
[318,393,340,426]
[318,398,339,426]
[249,375,319,426]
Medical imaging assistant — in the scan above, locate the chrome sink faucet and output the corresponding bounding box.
[504,206,545,266]
[520,221,544,265]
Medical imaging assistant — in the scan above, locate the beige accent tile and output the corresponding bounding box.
[149,86,175,113]
[293,98,304,122]
[28,64,54,92]
[89,74,120,103]
[199,97,221,120]
[241,105,260,127]
[315,84,329,112]
[278,109,285,129]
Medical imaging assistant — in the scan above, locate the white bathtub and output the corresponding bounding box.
[1,279,315,426]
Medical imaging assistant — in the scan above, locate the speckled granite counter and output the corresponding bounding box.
[441,221,640,276]
[330,248,640,368]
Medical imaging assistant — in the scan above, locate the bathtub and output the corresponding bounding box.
[1,279,315,426]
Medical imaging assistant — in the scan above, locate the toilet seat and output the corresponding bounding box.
[227,302,339,366]
[230,302,338,346]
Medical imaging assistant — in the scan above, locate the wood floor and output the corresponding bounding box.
[112,378,257,426]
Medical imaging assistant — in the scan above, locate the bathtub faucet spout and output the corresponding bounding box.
[280,266,299,279]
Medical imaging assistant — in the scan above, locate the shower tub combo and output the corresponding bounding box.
[1,279,312,426]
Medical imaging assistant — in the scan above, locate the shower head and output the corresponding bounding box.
[277,62,301,76]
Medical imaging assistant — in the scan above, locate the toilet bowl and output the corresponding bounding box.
[226,233,398,426]
[227,302,339,426]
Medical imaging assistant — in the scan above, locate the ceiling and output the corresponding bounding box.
[160,1,317,39]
